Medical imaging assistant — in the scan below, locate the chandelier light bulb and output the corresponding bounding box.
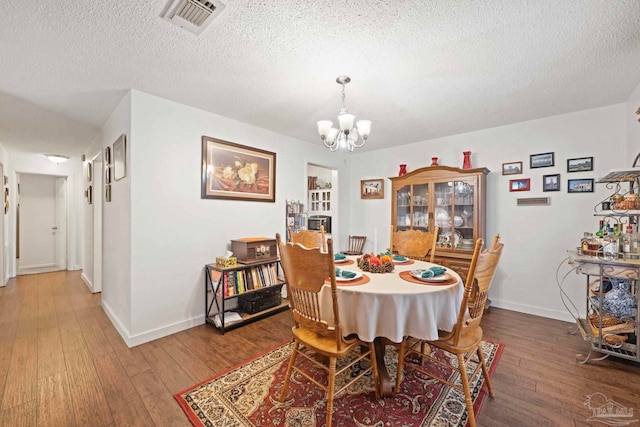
[317,76,371,152]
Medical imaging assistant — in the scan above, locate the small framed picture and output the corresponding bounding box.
[568,178,594,193]
[87,162,93,182]
[105,184,112,202]
[543,174,560,192]
[567,156,593,173]
[104,146,111,165]
[113,134,126,181]
[360,178,384,199]
[502,161,523,175]
[105,166,112,184]
[530,152,555,168]
[86,185,92,204]
[509,178,531,192]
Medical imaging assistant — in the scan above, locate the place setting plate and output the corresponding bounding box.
[399,269,458,286]
[325,271,370,286]
[392,256,414,265]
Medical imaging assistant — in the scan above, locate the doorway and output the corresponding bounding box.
[91,153,103,292]
[307,164,339,249]
[16,173,68,275]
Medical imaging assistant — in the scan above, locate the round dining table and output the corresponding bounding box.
[320,256,463,396]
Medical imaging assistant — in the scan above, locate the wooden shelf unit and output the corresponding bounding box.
[205,260,289,334]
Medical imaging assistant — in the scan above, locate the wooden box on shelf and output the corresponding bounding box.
[231,237,278,264]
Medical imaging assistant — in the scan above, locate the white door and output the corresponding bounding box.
[55,177,68,270]
[17,174,67,274]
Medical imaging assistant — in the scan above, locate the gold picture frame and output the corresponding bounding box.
[360,178,384,199]
[201,136,276,202]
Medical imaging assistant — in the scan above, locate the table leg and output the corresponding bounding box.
[374,338,394,397]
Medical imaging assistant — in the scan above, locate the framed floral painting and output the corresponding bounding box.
[201,136,276,202]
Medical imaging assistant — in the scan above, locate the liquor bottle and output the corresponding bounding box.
[595,220,605,237]
[622,225,633,259]
[602,226,618,260]
[631,224,640,260]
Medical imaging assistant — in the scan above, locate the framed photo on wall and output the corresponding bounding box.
[502,161,523,175]
[543,174,560,192]
[530,152,555,168]
[113,134,126,181]
[360,179,384,199]
[87,162,93,182]
[201,136,276,202]
[509,178,531,192]
[104,146,111,165]
[568,178,594,193]
[567,157,593,172]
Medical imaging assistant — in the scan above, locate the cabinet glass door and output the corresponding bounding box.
[395,185,411,230]
[412,183,429,230]
[434,179,476,249]
[395,184,430,231]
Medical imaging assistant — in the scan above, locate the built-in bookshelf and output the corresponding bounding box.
[286,200,307,241]
[205,260,288,334]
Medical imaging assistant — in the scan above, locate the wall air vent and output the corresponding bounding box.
[517,197,550,206]
[160,0,226,35]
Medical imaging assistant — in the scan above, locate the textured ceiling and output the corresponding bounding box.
[1,0,639,156]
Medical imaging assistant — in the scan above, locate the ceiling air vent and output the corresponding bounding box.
[161,0,226,35]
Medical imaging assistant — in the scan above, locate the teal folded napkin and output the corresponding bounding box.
[335,267,357,279]
[421,266,446,278]
[393,255,407,261]
[334,253,347,260]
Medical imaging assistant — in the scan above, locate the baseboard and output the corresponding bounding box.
[18,262,56,270]
[490,298,579,324]
[101,300,205,348]
[80,272,95,293]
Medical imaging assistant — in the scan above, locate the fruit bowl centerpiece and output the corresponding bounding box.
[357,253,395,273]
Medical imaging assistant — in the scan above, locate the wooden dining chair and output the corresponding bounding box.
[288,225,327,252]
[390,225,439,262]
[395,234,503,427]
[275,233,379,426]
[342,235,367,255]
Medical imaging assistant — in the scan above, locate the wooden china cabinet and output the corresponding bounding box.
[390,166,490,278]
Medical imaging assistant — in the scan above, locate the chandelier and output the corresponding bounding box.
[317,76,371,152]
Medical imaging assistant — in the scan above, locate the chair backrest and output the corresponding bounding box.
[390,226,439,262]
[450,234,503,346]
[276,233,344,346]
[345,235,367,254]
[288,225,327,252]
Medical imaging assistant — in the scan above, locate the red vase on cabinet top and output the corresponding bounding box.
[462,151,471,169]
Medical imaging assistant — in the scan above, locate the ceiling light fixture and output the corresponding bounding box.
[44,154,70,164]
[317,76,371,152]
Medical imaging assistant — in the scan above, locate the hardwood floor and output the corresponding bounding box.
[0,270,639,426]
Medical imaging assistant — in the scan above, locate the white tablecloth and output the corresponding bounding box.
[321,258,463,343]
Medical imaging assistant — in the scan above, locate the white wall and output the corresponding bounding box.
[627,81,640,167]
[0,143,8,285]
[82,92,133,338]
[349,104,627,322]
[114,90,349,345]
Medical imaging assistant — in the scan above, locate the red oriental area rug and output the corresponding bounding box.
[175,340,503,426]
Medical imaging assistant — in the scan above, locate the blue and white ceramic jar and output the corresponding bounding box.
[602,278,637,318]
